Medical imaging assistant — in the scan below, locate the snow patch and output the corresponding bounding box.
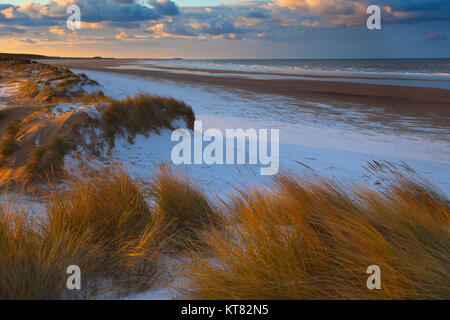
[77,69,450,196]
[50,103,103,119]
[0,83,20,98]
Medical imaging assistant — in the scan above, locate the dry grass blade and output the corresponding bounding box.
[180,172,449,300]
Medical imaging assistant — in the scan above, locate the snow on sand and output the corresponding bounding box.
[73,69,450,197]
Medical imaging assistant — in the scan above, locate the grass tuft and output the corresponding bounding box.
[149,162,222,249]
[0,120,21,161]
[0,204,101,300]
[0,161,173,299]
[101,93,195,146]
[44,162,171,296]
[26,136,76,181]
[179,173,450,300]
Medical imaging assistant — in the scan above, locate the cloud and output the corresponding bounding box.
[0,0,175,27]
[9,37,36,43]
[275,0,364,15]
[196,20,243,36]
[115,31,148,41]
[0,25,26,36]
[66,0,160,23]
[271,0,450,26]
[111,0,135,4]
[245,11,270,19]
[107,21,141,29]
[1,7,15,19]
[146,22,195,38]
[18,2,50,18]
[148,0,179,16]
[80,22,105,29]
[1,0,450,47]
[49,26,72,36]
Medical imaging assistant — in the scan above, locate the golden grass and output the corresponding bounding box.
[149,163,222,249]
[0,162,173,299]
[0,120,21,160]
[179,172,449,300]
[75,90,110,104]
[0,58,196,185]
[0,149,448,300]
[44,162,172,296]
[25,136,76,181]
[0,58,99,103]
[101,93,195,146]
[0,204,100,299]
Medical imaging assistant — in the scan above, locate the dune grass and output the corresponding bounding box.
[25,136,76,181]
[0,161,220,299]
[0,159,448,300]
[101,93,195,146]
[179,172,449,300]
[1,58,99,103]
[0,205,101,300]
[0,58,196,185]
[0,162,169,299]
[0,120,21,161]
[43,162,174,296]
[149,163,222,249]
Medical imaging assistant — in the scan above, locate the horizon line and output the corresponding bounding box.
[1,52,449,60]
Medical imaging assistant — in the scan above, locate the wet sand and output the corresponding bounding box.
[46,59,450,129]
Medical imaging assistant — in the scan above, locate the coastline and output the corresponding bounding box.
[46,59,450,126]
[53,64,450,196]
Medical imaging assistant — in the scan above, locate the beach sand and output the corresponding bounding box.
[47,59,450,115]
[45,59,450,136]
[5,58,448,195]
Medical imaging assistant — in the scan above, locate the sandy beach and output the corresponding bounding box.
[46,59,450,132]
[23,58,446,197]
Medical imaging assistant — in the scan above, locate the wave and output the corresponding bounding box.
[142,59,450,80]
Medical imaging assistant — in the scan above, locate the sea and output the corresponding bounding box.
[140,58,450,89]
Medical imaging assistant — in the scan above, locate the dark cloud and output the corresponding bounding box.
[198,20,243,36]
[148,0,179,16]
[376,0,449,12]
[71,0,160,22]
[146,23,196,37]
[0,25,26,36]
[366,0,450,24]
[111,0,135,4]
[0,4,13,10]
[245,11,270,19]
[0,0,174,27]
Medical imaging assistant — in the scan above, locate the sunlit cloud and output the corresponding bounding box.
[9,37,36,43]
[0,0,449,58]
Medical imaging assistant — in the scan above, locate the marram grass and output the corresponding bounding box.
[179,172,449,300]
[0,161,448,299]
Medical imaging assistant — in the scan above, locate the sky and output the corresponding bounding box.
[0,0,449,59]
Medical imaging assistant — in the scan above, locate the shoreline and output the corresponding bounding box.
[114,62,450,83]
[46,59,450,133]
[3,57,447,195]
[46,59,450,119]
